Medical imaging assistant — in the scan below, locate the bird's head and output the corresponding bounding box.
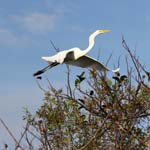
[89,29,111,41]
[97,29,111,34]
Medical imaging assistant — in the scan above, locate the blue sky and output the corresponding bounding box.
[0,0,150,147]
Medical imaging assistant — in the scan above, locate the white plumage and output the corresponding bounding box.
[33,29,111,76]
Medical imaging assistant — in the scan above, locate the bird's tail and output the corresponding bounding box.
[42,56,59,64]
[41,56,50,61]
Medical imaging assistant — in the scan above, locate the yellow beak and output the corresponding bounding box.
[99,29,111,33]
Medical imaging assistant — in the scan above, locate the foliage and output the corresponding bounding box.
[1,39,150,150]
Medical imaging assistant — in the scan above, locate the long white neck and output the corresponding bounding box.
[82,31,100,56]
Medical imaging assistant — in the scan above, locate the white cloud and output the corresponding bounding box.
[0,28,33,46]
[0,12,59,46]
[13,12,58,33]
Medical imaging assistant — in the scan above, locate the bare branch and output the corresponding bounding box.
[0,118,25,150]
[50,41,60,52]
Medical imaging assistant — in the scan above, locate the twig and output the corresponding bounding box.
[97,48,102,61]
[17,122,30,149]
[25,133,34,150]
[66,65,73,98]
[35,79,47,92]
[106,52,113,67]
[50,41,60,52]
[64,95,101,116]
[0,118,24,150]
[122,37,143,82]
[24,127,42,143]
[79,115,110,150]
[46,77,57,93]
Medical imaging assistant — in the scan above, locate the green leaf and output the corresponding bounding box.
[75,79,80,87]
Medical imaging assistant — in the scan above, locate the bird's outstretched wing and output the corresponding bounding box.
[66,55,109,71]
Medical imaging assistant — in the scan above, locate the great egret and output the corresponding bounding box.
[33,29,111,76]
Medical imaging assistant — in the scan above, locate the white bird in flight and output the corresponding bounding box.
[33,29,111,77]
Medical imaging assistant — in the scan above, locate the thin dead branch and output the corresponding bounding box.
[0,118,25,150]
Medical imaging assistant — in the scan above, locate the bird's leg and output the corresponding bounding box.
[50,62,59,69]
[33,62,59,77]
[33,65,51,76]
